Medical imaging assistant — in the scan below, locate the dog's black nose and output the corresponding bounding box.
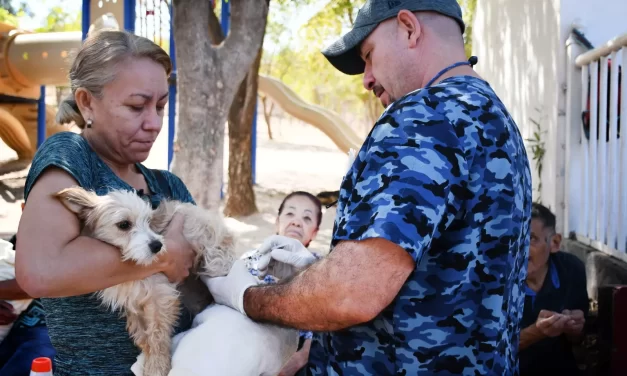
[149,240,163,254]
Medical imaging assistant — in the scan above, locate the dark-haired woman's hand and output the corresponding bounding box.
[0,301,18,325]
[159,213,194,284]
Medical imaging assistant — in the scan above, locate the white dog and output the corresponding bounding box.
[132,245,301,376]
[55,187,235,376]
[157,257,300,376]
[56,187,300,376]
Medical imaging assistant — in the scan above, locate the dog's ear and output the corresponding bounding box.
[53,187,100,217]
[151,200,176,234]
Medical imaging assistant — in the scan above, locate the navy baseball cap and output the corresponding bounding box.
[321,0,465,75]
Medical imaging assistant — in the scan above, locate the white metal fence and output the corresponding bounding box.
[565,32,627,260]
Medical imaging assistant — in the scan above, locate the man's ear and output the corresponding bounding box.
[550,233,563,253]
[53,187,100,217]
[396,10,421,48]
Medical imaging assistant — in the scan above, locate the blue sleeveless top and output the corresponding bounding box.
[24,132,196,376]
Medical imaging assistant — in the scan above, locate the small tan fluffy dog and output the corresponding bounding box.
[54,187,236,376]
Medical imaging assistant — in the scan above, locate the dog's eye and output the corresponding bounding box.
[117,220,132,231]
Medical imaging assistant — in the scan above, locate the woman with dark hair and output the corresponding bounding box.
[242,191,323,376]
[276,191,323,376]
[275,191,322,248]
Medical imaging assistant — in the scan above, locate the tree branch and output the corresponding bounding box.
[346,0,354,26]
[172,0,211,63]
[221,0,269,85]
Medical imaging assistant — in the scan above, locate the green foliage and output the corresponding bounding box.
[0,0,33,26]
[458,0,477,57]
[0,0,32,18]
[0,0,16,14]
[260,0,477,134]
[0,8,20,26]
[526,109,546,203]
[261,0,377,132]
[35,6,81,32]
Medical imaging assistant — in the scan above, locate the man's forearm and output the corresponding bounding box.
[0,279,31,300]
[519,324,546,350]
[243,238,414,331]
[243,257,365,331]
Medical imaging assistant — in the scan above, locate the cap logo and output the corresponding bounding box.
[387,0,401,9]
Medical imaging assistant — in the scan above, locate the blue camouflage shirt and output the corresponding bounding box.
[306,75,532,375]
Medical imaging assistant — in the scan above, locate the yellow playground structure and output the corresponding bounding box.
[0,22,80,174]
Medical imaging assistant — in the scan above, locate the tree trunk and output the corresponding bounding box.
[171,0,268,211]
[223,42,264,217]
[221,0,271,217]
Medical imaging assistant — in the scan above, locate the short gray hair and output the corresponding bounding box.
[56,30,172,129]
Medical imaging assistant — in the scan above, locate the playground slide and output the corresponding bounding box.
[258,74,363,154]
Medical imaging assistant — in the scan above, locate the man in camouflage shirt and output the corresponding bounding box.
[207,0,532,375]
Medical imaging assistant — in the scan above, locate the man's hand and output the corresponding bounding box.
[535,309,570,337]
[0,301,18,325]
[202,259,260,316]
[254,235,318,279]
[562,309,585,336]
[271,248,318,269]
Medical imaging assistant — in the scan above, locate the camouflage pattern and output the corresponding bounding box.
[305,76,532,375]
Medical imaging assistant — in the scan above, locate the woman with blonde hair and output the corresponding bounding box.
[15,30,197,375]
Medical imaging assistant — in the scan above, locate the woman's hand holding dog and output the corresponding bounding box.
[159,213,195,283]
[0,301,18,325]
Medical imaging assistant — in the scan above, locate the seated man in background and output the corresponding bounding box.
[518,203,588,375]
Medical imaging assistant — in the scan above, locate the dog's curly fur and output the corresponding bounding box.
[54,187,236,376]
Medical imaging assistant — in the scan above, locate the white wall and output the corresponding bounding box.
[472,0,627,232]
[472,0,561,210]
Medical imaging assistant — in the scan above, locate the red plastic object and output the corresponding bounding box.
[31,357,52,372]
